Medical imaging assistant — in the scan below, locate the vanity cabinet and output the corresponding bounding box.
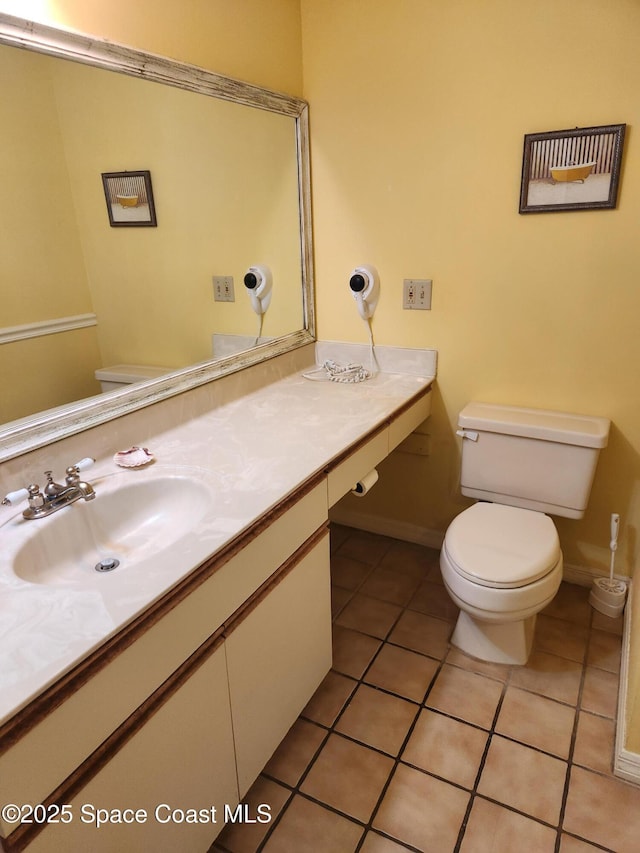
[0,381,433,853]
[0,498,331,853]
[27,643,238,853]
[226,532,331,796]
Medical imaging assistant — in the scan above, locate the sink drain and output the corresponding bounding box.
[95,557,120,573]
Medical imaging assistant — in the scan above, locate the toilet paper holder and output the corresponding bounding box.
[351,468,379,497]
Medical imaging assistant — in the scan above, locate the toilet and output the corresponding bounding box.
[95,364,173,393]
[440,402,610,665]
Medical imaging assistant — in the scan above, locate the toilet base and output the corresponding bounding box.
[451,611,537,665]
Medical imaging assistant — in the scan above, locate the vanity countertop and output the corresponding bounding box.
[0,347,435,726]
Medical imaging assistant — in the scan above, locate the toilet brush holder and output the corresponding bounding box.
[589,577,627,619]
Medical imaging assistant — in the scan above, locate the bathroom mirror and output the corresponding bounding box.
[0,13,314,462]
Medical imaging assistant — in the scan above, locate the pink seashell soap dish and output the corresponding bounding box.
[113,446,155,468]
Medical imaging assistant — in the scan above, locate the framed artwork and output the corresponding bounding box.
[101,170,157,227]
[519,124,625,214]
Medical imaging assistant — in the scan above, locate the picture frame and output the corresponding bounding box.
[101,170,157,227]
[519,124,625,214]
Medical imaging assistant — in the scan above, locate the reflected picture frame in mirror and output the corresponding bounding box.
[0,13,315,463]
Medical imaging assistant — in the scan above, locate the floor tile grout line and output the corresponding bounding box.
[485,731,573,764]
[499,679,586,712]
[355,827,424,853]
[303,695,579,799]
[329,533,394,619]
[452,673,509,851]
[468,791,565,832]
[255,765,430,853]
[248,787,296,853]
[262,788,368,848]
[554,609,593,853]
[334,578,441,701]
[352,658,448,852]
[557,829,617,853]
[260,568,444,853]
[252,721,360,852]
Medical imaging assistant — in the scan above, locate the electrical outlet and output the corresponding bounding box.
[403,278,432,310]
[213,275,235,302]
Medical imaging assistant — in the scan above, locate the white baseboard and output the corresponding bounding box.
[563,561,631,590]
[562,562,602,588]
[328,507,444,550]
[615,746,640,785]
[615,580,640,785]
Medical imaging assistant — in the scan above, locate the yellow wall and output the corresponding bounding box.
[301,0,640,579]
[0,0,303,95]
[0,332,103,423]
[0,47,101,420]
[51,57,302,367]
[301,0,640,758]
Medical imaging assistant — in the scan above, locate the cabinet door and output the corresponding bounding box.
[226,533,332,796]
[27,643,237,853]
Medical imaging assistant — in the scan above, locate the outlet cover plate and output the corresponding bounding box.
[403,278,432,310]
[213,275,235,302]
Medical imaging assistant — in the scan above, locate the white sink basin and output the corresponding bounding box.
[8,467,215,586]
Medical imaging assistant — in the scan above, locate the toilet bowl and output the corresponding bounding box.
[440,503,563,664]
[441,402,609,665]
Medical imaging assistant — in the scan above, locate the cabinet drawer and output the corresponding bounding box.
[389,391,432,451]
[327,430,388,507]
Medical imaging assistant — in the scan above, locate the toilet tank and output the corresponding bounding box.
[457,402,610,519]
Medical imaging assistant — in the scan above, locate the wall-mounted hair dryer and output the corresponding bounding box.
[243,265,272,315]
[349,265,379,321]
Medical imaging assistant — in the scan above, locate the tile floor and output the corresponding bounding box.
[214,525,639,853]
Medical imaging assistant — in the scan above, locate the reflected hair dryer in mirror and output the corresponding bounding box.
[349,265,379,320]
[243,265,273,315]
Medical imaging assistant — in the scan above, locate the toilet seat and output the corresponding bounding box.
[445,503,560,589]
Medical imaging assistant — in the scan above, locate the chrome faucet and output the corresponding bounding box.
[2,457,96,519]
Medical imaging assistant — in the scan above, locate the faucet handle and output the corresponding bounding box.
[2,484,44,508]
[71,457,95,473]
[2,487,30,507]
[65,457,95,485]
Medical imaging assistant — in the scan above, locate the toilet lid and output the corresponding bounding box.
[445,503,560,589]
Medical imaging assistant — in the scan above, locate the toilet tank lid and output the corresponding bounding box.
[458,402,610,448]
[95,364,172,383]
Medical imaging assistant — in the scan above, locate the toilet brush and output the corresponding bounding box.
[589,513,627,618]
